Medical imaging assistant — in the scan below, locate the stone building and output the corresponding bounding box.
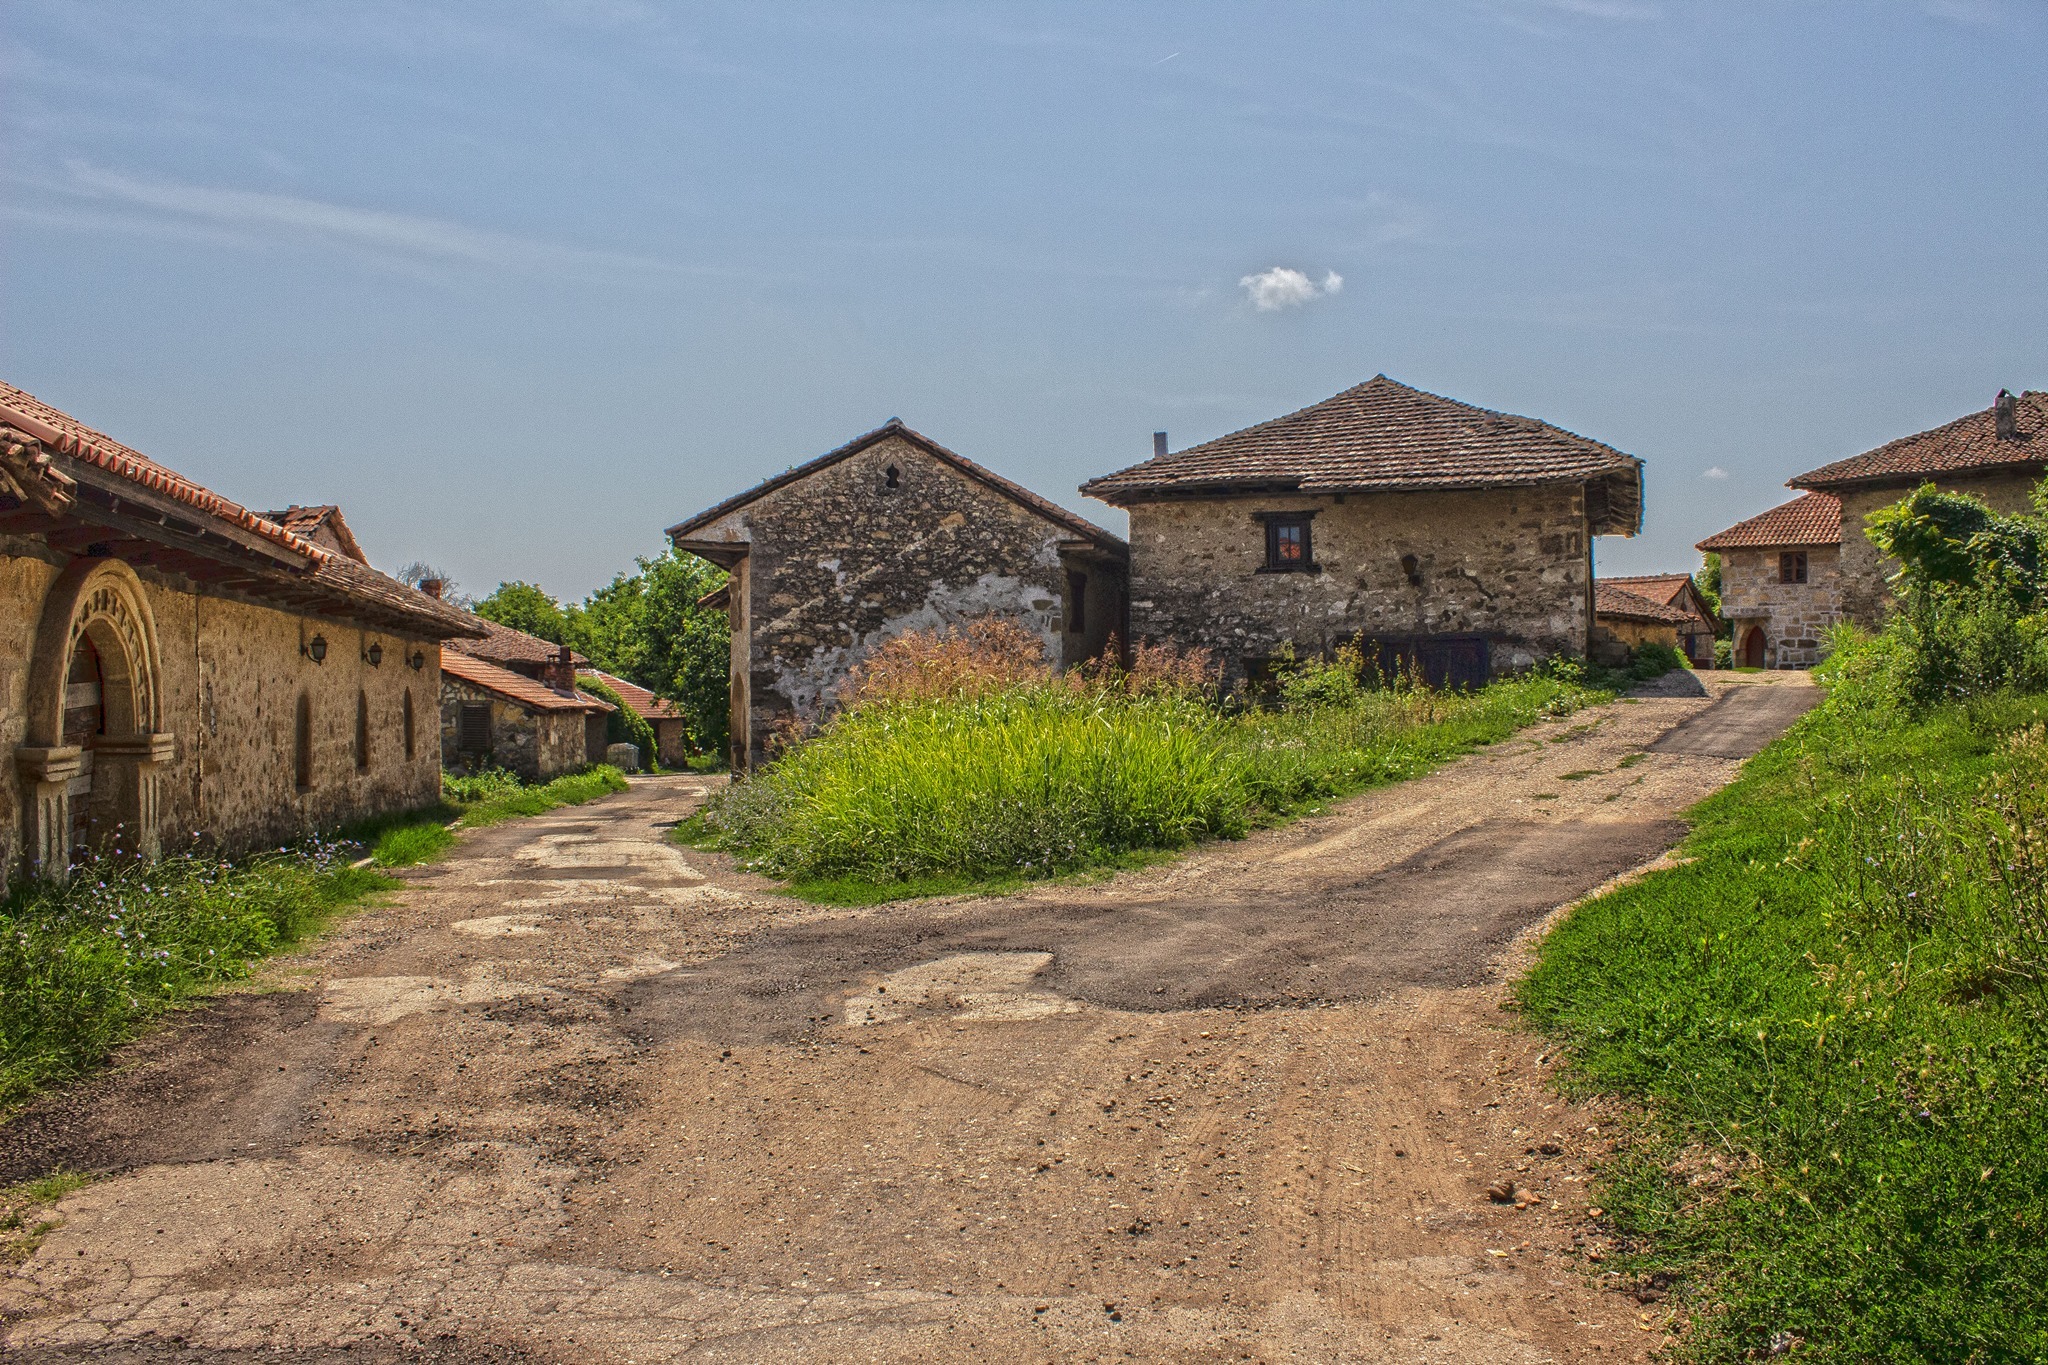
[0,380,482,888]
[435,608,611,781]
[1597,573,1719,667]
[1592,582,1695,658]
[579,667,693,769]
[669,419,1128,770]
[1789,388,2046,627]
[1696,493,1843,669]
[1080,376,1644,689]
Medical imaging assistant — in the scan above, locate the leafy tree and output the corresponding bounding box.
[575,675,661,769]
[636,549,730,758]
[1696,552,1723,620]
[473,581,571,644]
[1866,481,2044,607]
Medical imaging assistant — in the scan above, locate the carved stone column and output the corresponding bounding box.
[15,745,83,881]
[92,732,177,861]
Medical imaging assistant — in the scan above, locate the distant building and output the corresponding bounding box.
[430,600,611,781]
[1082,376,1644,689]
[579,667,693,769]
[1593,582,1698,661]
[1597,572,1719,667]
[1697,494,1843,669]
[670,420,1128,771]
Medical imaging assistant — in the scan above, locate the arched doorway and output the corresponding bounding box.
[18,558,174,877]
[1740,625,1767,669]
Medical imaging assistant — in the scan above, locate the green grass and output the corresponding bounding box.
[701,674,1600,895]
[1,1170,93,1264]
[0,841,396,1108]
[455,765,629,827]
[1517,690,2048,1362]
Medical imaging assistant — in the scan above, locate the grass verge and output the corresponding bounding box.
[354,764,632,866]
[2,1170,93,1264]
[1517,690,2048,1361]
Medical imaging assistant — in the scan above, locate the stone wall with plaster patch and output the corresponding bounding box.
[1716,543,1842,669]
[684,432,1125,769]
[438,678,591,783]
[1123,484,1598,685]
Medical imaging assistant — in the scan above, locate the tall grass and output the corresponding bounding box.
[704,625,1597,886]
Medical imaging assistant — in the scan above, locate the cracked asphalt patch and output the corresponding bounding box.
[1,674,1815,1363]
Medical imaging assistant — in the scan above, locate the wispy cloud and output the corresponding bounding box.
[1239,267,1344,311]
[23,162,708,284]
[1702,466,1730,480]
[1532,0,1660,18]
[1916,0,2005,25]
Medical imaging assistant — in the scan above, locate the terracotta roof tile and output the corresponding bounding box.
[264,503,368,563]
[1599,573,1694,606]
[1792,390,2048,489]
[1081,376,1644,516]
[441,651,610,713]
[1595,582,1694,624]
[449,616,590,668]
[579,668,684,721]
[1697,493,1843,551]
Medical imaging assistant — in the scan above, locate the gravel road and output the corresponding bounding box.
[0,673,1817,1363]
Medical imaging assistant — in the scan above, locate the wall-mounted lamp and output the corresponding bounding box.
[1400,554,1424,588]
[364,642,384,668]
[409,650,426,671]
[305,634,329,663]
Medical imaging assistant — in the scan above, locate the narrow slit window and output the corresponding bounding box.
[355,691,371,772]
[402,689,416,760]
[294,693,314,792]
[883,465,900,489]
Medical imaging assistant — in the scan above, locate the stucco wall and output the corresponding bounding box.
[1717,544,1843,669]
[4,540,443,880]
[686,433,1125,768]
[1832,472,2042,627]
[1123,484,1596,684]
[438,678,589,783]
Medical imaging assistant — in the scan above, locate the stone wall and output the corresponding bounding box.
[684,432,1125,769]
[3,540,442,883]
[438,679,589,783]
[1123,484,1595,685]
[1833,472,2042,627]
[1717,543,1842,668]
[1596,617,1682,651]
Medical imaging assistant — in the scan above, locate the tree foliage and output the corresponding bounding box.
[1866,481,2044,607]
[472,580,572,644]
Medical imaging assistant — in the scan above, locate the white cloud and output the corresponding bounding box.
[1239,267,1344,311]
[1702,466,1729,480]
[1917,0,2004,25]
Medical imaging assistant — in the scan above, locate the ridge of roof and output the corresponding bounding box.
[441,651,610,713]
[578,667,684,721]
[1791,389,2048,490]
[1081,374,1643,504]
[1696,492,1844,552]
[666,419,1127,554]
[265,503,368,564]
[449,614,590,667]
[1595,582,1695,624]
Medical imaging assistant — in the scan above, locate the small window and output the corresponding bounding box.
[459,702,492,753]
[1780,551,1808,584]
[294,692,314,792]
[355,691,371,772]
[1067,571,1088,634]
[884,465,900,489]
[402,689,416,761]
[1257,513,1317,573]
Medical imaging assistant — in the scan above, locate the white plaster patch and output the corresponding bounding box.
[451,914,551,937]
[844,952,1081,1026]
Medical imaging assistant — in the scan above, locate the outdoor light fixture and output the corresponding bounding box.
[305,634,329,663]
[364,642,384,667]
[409,649,426,671]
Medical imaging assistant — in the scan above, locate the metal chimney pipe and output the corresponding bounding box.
[1153,431,1169,458]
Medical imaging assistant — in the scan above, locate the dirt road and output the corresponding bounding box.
[1,674,1817,1363]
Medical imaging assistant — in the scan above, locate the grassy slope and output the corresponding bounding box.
[1518,694,2048,1362]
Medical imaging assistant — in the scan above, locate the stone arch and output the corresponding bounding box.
[18,558,175,875]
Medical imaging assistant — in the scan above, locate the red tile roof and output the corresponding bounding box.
[1599,573,1694,606]
[441,651,610,713]
[1792,390,2048,490]
[1595,583,1694,625]
[1696,493,1843,551]
[449,616,590,668]
[1081,376,1644,522]
[265,504,367,563]
[579,668,684,722]
[667,419,1127,555]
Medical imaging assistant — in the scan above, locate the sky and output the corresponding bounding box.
[4,0,2044,600]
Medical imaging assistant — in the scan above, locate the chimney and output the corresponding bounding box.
[419,578,445,599]
[1994,389,2018,440]
[547,644,577,692]
[1153,431,1169,458]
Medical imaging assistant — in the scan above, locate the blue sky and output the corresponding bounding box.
[5,0,2044,598]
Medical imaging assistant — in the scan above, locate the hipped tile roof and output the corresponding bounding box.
[1696,493,1843,551]
[1081,375,1644,508]
[441,651,610,713]
[1792,390,2047,490]
[450,616,590,668]
[1595,582,1694,625]
[0,379,481,640]
[579,668,684,722]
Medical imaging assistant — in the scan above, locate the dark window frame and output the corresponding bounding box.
[1253,510,1320,574]
[1779,550,1809,584]
[458,702,493,754]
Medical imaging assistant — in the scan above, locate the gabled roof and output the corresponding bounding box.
[578,668,684,722]
[666,419,1127,555]
[441,651,610,713]
[1697,492,1843,552]
[265,504,367,563]
[1595,582,1694,625]
[449,615,589,668]
[0,379,482,641]
[1600,572,1717,625]
[1081,375,1645,532]
[1791,390,2047,490]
